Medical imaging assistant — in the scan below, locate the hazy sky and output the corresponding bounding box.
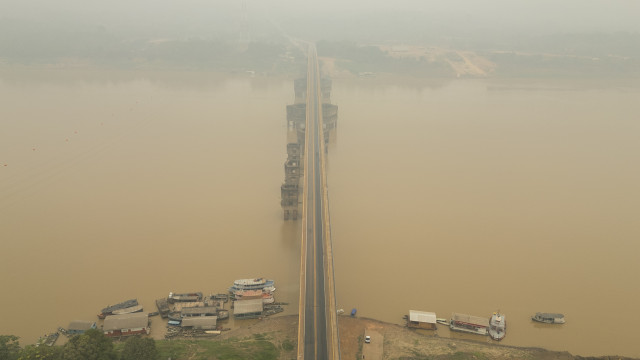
[2,0,638,28]
[1,0,639,42]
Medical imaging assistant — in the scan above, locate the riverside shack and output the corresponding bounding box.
[233,299,263,319]
[103,313,150,337]
[407,310,437,330]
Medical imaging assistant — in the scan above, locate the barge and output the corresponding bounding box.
[449,313,489,336]
[112,304,143,315]
[98,299,138,319]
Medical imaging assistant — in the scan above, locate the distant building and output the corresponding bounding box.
[233,298,263,319]
[67,320,96,335]
[407,310,437,330]
[103,313,149,337]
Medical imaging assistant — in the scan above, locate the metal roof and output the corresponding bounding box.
[103,313,149,331]
[181,307,218,316]
[233,299,263,314]
[451,313,489,327]
[181,316,217,328]
[409,310,437,324]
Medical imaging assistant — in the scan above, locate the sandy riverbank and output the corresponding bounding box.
[216,314,637,360]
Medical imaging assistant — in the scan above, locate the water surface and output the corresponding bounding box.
[1,68,639,357]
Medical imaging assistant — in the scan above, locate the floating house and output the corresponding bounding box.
[407,310,437,330]
[103,313,150,337]
[67,320,97,335]
[233,299,263,319]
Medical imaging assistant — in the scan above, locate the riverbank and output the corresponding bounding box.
[207,315,637,360]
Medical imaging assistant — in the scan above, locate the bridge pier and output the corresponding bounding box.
[281,75,338,221]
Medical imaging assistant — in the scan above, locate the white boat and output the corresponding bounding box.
[229,278,275,292]
[233,289,274,304]
[488,312,506,341]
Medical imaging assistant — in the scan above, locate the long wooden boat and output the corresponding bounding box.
[112,304,143,315]
[97,299,138,319]
[532,312,565,324]
[168,292,203,303]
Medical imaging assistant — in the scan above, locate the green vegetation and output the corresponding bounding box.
[155,338,278,360]
[280,339,295,352]
[0,331,282,360]
[119,337,159,360]
[449,351,490,360]
[1,335,20,360]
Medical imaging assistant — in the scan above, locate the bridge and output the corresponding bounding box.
[293,45,340,360]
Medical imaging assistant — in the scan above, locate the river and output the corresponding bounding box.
[0,67,638,357]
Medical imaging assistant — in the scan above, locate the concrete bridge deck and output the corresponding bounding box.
[297,44,340,360]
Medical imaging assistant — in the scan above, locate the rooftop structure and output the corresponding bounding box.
[103,313,149,337]
[233,298,263,318]
[407,310,437,330]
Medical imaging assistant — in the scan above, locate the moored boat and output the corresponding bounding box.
[489,312,506,341]
[213,293,229,303]
[168,311,183,322]
[156,298,170,318]
[111,304,143,315]
[98,299,138,319]
[532,312,565,324]
[229,278,275,292]
[449,313,489,336]
[37,332,59,347]
[233,289,275,304]
[217,309,230,320]
[168,292,203,303]
[436,318,448,326]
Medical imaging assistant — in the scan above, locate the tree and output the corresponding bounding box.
[62,329,116,360]
[17,345,63,360]
[0,335,20,360]
[119,336,158,360]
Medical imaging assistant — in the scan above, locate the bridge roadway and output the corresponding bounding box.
[297,45,340,360]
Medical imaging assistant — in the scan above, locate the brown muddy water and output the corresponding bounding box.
[1,68,639,357]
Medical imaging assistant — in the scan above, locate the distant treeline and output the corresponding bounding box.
[0,19,304,74]
[1,16,638,78]
[484,51,640,78]
[316,34,640,78]
[316,40,454,77]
